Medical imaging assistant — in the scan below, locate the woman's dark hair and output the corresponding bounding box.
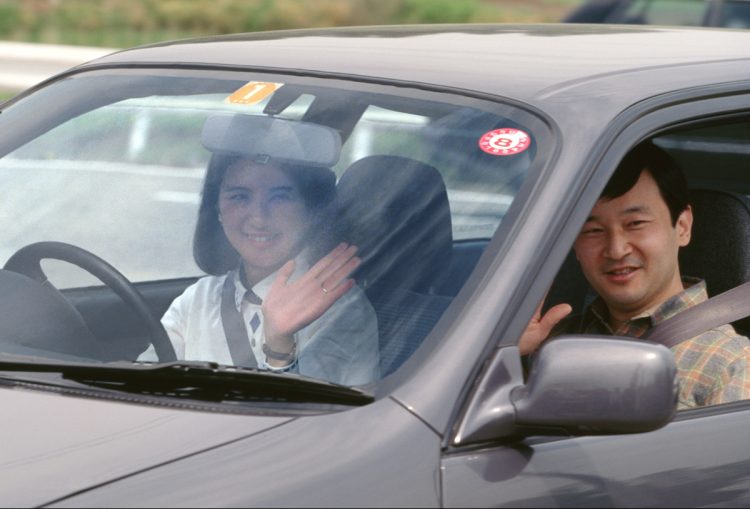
[193,154,337,275]
[602,140,690,225]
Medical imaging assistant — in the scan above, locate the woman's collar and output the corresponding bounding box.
[236,250,310,302]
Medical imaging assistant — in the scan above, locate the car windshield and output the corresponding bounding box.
[0,68,549,389]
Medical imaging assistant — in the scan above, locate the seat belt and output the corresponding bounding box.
[641,281,750,348]
[221,273,259,368]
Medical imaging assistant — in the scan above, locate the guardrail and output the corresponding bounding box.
[0,42,118,92]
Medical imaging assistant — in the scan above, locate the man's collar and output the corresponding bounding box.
[585,277,707,332]
[648,277,706,325]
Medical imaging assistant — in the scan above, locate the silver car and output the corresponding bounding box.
[1,23,750,507]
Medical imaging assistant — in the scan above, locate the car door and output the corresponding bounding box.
[441,88,750,507]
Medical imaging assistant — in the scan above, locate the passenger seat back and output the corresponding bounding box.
[336,155,454,376]
[680,189,750,333]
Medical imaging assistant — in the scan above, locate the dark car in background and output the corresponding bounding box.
[564,0,750,28]
[2,23,750,507]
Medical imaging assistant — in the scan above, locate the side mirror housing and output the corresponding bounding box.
[453,337,678,445]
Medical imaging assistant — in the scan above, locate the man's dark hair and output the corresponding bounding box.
[601,140,690,225]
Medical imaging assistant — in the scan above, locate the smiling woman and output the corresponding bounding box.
[139,145,382,385]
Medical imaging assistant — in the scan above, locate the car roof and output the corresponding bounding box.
[78,23,750,121]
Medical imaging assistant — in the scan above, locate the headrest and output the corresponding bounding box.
[680,189,750,297]
[336,155,452,294]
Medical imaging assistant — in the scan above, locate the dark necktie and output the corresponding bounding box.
[245,290,262,348]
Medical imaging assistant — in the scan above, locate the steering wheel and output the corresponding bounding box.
[3,241,177,362]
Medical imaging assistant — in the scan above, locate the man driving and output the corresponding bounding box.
[521,140,750,409]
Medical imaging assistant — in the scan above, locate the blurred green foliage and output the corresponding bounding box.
[0,0,580,47]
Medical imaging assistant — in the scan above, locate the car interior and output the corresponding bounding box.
[0,72,533,379]
[3,72,749,394]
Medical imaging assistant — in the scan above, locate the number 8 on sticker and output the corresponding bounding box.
[478,128,531,156]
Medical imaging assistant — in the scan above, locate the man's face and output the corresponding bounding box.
[573,170,692,321]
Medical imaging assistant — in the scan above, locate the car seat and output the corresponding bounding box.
[336,155,453,376]
[545,189,750,335]
[680,189,750,333]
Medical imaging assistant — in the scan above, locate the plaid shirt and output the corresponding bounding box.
[557,278,750,409]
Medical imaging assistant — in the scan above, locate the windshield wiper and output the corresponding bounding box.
[0,358,374,406]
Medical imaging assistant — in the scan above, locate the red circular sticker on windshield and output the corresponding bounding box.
[478,128,531,156]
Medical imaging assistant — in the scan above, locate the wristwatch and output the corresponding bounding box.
[262,342,296,363]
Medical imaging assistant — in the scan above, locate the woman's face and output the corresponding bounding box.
[218,160,311,285]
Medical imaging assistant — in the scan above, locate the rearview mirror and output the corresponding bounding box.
[453,337,678,445]
[201,113,341,167]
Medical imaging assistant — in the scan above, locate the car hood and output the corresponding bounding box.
[0,385,292,507]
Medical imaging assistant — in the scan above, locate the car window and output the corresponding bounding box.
[0,69,550,383]
[610,0,708,25]
[544,116,750,411]
[720,1,750,28]
[0,74,542,287]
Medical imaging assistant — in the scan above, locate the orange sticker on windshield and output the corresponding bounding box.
[226,81,284,106]
[478,128,531,156]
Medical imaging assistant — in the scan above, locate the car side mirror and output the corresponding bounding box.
[453,337,678,446]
